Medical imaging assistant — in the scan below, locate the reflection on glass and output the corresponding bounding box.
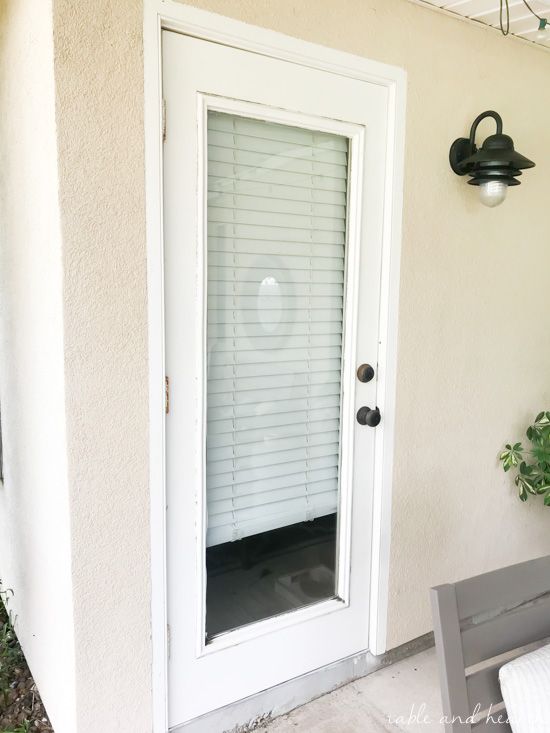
[205,111,348,638]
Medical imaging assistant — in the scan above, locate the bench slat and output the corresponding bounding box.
[466,663,503,717]
[461,595,550,667]
[455,556,550,619]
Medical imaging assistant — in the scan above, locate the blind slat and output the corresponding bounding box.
[208,129,348,163]
[208,383,342,410]
[208,223,345,245]
[208,161,347,192]
[208,424,341,452]
[207,461,339,491]
[208,267,344,284]
[208,114,348,150]
[208,404,340,433]
[211,461,338,494]
[209,253,344,270]
[208,193,345,218]
[208,322,342,339]
[208,357,342,381]
[208,145,347,179]
[210,333,342,352]
[208,296,343,312]
[207,442,340,476]
[208,371,342,395]
[206,501,337,546]
[208,491,338,528]
[210,481,338,516]
[208,239,344,260]
[208,393,341,422]
[209,477,338,505]
[208,310,342,326]
[206,111,348,547]
[208,177,347,205]
[208,438,341,466]
[209,346,342,366]
[209,205,346,232]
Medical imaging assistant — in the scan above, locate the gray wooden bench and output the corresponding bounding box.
[431,555,550,732]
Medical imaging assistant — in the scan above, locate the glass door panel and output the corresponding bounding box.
[205,111,349,638]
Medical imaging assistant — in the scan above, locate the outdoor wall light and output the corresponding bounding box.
[449,111,535,208]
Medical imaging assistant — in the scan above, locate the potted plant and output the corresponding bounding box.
[499,412,550,505]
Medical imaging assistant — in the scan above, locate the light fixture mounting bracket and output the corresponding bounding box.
[449,137,474,176]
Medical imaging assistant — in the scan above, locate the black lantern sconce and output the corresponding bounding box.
[449,111,535,208]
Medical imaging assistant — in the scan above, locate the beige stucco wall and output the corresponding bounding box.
[3,1,550,731]
[52,1,151,731]
[0,2,77,731]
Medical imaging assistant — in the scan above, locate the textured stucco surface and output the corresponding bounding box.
[175,0,550,648]
[0,2,77,731]
[3,1,550,731]
[52,1,151,731]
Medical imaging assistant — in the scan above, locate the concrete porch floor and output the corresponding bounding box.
[260,647,444,732]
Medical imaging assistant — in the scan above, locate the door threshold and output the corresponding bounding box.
[170,632,434,733]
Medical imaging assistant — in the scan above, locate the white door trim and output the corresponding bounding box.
[144,3,406,731]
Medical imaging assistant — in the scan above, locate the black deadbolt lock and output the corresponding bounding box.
[357,364,375,383]
[356,406,381,427]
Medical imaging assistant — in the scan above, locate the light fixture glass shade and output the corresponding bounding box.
[479,180,508,208]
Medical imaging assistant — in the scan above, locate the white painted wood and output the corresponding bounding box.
[368,49,406,658]
[164,32,388,725]
[171,633,434,733]
[191,94,367,656]
[144,3,406,730]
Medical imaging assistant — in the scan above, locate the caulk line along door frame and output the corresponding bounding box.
[144,2,406,730]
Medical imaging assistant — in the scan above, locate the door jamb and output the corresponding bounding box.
[144,3,406,730]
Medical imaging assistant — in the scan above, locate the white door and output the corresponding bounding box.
[163,29,389,727]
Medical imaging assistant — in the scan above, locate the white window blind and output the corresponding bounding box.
[206,111,348,548]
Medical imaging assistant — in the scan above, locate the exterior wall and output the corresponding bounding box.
[0,2,77,732]
[177,0,550,650]
[51,1,151,732]
[3,1,550,732]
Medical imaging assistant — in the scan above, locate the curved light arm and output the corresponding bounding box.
[468,111,503,150]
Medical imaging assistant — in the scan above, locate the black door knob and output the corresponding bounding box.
[357,363,375,383]
[356,406,381,427]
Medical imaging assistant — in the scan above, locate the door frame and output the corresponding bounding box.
[144,3,406,731]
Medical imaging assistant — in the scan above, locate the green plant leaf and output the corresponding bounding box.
[519,461,533,475]
[531,446,550,464]
[515,474,536,496]
[499,414,550,507]
[500,443,523,472]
